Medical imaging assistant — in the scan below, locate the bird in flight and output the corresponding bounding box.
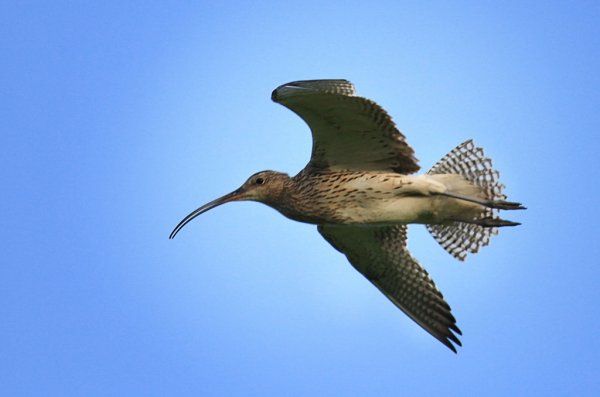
[170,80,525,352]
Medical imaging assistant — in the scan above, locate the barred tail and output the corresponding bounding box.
[426,140,511,261]
[427,139,506,202]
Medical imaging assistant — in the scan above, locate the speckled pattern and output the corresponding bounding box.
[172,80,524,353]
[272,80,420,174]
[276,170,388,224]
[318,224,462,352]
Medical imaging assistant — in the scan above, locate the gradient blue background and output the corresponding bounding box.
[3,1,599,395]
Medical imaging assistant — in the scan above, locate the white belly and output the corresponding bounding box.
[335,173,482,225]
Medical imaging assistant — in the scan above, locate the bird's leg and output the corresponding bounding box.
[437,192,526,210]
[486,200,527,210]
[466,217,521,227]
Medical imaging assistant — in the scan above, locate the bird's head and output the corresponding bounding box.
[169,170,290,238]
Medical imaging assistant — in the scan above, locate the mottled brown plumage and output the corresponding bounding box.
[170,79,525,353]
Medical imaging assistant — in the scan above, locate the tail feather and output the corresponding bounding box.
[426,222,497,261]
[427,139,506,203]
[426,140,517,261]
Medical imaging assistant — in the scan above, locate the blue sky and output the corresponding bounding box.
[2,1,599,395]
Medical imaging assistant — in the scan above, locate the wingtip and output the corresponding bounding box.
[271,79,355,103]
[435,328,462,353]
[438,324,462,353]
[270,87,279,102]
[448,332,462,347]
[444,339,458,354]
[450,323,463,336]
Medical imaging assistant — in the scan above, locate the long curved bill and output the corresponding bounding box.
[169,189,243,239]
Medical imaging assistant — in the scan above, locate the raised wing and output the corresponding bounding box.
[318,224,462,352]
[272,79,420,174]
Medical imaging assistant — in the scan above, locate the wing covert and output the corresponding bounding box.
[272,80,420,174]
[318,224,461,352]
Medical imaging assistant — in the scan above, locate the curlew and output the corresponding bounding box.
[170,80,525,352]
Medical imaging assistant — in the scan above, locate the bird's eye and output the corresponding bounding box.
[255,177,265,185]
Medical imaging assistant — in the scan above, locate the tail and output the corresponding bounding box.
[426,140,522,261]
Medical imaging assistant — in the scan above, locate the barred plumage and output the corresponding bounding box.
[426,221,498,261]
[171,79,525,353]
[428,139,506,202]
[318,224,462,352]
[272,79,420,174]
[427,140,507,260]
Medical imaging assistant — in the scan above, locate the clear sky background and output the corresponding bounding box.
[2,1,599,396]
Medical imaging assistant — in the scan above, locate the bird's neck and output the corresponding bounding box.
[266,170,364,224]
